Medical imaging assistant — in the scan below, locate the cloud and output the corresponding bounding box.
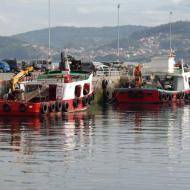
[170,0,184,4]
[0,0,190,35]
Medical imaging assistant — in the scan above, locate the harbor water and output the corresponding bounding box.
[0,103,190,190]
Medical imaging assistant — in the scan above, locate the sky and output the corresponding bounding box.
[0,0,190,36]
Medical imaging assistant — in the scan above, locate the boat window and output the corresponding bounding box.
[25,85,39,92]
[176,77,184,91]
[163,75,174,90]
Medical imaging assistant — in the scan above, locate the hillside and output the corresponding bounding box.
[98,21,190,62]
[1,22,190,62]
[14,25,147,49]
[0,36,46,60]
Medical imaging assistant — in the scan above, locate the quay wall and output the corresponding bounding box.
[92,75,128,104]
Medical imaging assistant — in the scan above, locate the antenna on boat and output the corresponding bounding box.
[169,11,174,57]
[47,0,52,66]
[168,11,175,73]
[117,3,120,63]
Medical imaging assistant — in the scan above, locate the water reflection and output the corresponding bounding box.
[0,111,95,157]
[1,105,190,190]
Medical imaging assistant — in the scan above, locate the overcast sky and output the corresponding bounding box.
[0,0,190,36]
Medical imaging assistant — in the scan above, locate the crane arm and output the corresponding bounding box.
[10,66,34,92]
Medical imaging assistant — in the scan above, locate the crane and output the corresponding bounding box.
[10,66,34,92]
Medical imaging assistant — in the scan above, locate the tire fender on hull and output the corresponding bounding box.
[82,97,88,106]
[49,103,56,112]
[62,102,69,112]
[56,101,62,112]
[73,99,79,108]
[19,103,27,112]
[3,103,11,112]
[41,103,48,114]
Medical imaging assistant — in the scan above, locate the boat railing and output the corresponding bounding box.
[96,68,128,77]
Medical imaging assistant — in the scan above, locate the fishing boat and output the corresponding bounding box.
[0,53,94,115]
[113,51,190,104]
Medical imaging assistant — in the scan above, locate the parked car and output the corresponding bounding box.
[2,59,22,72]
[81,62,95,72]
[30,59,48,71]
[0,61,11,72]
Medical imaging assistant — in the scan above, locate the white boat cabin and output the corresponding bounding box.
[142,52,190,91]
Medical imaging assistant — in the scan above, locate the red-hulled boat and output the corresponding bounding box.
[0,54,94,116]
[113,52,190,104]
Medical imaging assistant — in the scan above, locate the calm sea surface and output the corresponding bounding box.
[0,103,190,190]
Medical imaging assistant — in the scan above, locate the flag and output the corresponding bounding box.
[170,11,173,15]
[118,4,120,9]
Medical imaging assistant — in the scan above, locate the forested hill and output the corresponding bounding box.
[14,25,147,49]
[1,21,190,61]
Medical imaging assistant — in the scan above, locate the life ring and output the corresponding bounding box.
[62,102,69,112]
[3,103,11,112]
[82,97,88,106]
[102,80,108,89]
[55,101,62,112]
[73,98,79,107]
[41,103,48,114]
[49,103,56,112]
[19,103,27,112]
[83,83,90,95]
[75,85,82,97]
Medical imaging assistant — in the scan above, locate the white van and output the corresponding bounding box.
[96,64,110,76]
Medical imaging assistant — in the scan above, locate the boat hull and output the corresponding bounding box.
[0,93,94,116]
[113,88,190,104]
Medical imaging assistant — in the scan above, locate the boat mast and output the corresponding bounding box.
[117,3,120,63]
[168,11,175,73]
[169,11,173,56]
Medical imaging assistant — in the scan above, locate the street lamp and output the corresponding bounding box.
[117,3,120,63]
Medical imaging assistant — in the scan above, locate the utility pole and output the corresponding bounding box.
[48,0,51,64]
[117,4,120,63]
